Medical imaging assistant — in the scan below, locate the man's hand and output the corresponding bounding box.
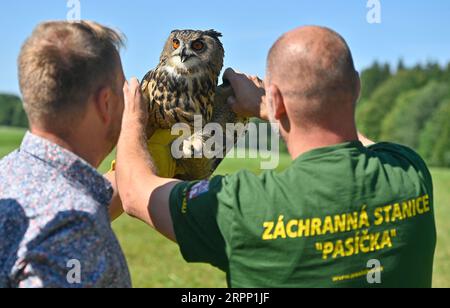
[116,78,180,242]
[120,78,149,142]
[223,68,268,121]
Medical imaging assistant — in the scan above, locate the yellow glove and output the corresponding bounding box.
[147,129,186,178]
[110,129,186,179]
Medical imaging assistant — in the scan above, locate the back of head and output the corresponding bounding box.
[267,26,359,127]
[18,21,125,132]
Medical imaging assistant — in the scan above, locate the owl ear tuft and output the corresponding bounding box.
[203,30,224,52]
[203,30,223,39]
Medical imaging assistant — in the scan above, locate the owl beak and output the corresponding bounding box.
[180,48,189,63]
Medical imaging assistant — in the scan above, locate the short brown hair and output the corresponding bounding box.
[18,21,125,127]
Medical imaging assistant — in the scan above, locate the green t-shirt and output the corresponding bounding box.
[169,142,436,288]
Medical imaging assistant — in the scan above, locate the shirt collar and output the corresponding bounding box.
[20,131,113,205]
[293,141,365,163]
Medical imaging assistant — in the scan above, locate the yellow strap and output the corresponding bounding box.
[110,160,116,172]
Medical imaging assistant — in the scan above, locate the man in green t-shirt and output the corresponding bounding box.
[115,26,436,288]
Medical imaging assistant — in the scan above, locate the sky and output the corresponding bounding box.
[0,0,450,95]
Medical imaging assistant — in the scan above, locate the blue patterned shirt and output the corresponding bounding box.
[0,132,131,288]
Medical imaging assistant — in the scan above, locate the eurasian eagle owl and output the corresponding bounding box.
[141,29,248,180]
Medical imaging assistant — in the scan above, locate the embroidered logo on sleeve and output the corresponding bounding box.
[187,180,210,201]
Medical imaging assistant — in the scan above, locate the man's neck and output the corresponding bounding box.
[30,128,102,168]
[286,125,359,161]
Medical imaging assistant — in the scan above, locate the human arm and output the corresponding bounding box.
[115,78,181,242]
[116,79,231,269]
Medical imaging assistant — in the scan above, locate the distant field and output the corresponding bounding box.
[1,127,449,288]
[0,126,27,158]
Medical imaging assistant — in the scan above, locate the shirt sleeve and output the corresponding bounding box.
[169,175,239,272]
[368,142,433,193]
[0,199,29,288]
[12,211,115,288]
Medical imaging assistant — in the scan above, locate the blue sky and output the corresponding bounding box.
[1,0,450,95]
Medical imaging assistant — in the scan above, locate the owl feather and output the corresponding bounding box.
[141,29,248,181]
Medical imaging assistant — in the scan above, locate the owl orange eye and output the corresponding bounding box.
[192,41,205,51]
[172,39,180,49]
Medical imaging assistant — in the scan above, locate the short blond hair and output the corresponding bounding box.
[18,21,125,127]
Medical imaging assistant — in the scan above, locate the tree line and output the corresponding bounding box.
[0,94,28,128]
[357,61,450,168]
[1,60,450,167]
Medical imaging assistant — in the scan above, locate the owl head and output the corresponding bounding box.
[159,29,224,76]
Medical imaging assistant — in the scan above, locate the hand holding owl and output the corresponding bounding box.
[122,78,149,140]
[223,68,268,121]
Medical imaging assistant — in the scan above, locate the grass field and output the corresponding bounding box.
[1,126,449,288]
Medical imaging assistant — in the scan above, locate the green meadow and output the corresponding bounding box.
[1,126,449,288]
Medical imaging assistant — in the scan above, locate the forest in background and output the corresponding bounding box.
[357,60,450,167]
[0,94,27,128]
[1,60,450,167]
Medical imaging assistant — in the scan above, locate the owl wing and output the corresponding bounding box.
[209,83,249,169]
[141,68,186,129]
[141,69,165,129]
[141,69,153,99]
[142,68,217,130]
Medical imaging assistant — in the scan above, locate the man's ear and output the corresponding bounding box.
[269,84,286,121]
[94,87,112,124]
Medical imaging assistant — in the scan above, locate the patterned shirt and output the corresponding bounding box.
[0,132,131,288]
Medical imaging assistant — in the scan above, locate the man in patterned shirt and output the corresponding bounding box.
[0,21,131,288]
